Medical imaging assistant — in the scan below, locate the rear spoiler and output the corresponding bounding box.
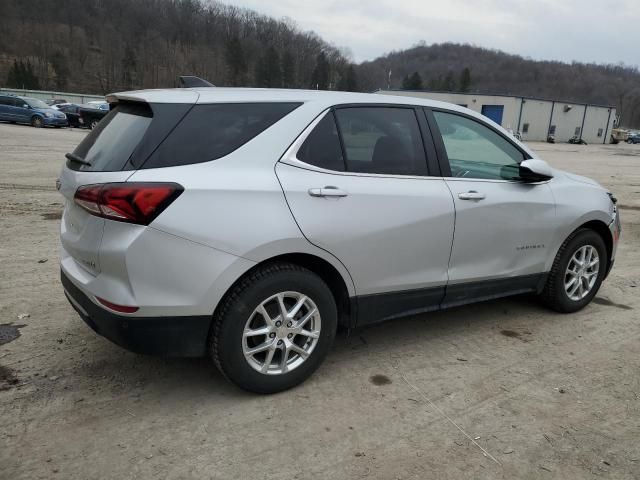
[179,76,215,88]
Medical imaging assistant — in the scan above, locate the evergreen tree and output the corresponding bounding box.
[51,51,70,90]
[459,67,471,92]
[6,59,40,89]
[337,65,358,92]
[6,60,19,88]
[121,46,137,89]
[225,36,247,86]
[402,71,423,90]
[442,71,456,91]
[310,51,329,90]
[264,46,281,87]
[282,50,295,88]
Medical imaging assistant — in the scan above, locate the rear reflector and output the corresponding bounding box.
[96,297,139,314]
[74,182,183,225]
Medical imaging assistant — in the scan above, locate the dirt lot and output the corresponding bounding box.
[1,123,639,479]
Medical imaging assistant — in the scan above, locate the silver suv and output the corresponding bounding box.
[59,88,621,393]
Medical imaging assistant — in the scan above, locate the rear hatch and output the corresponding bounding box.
[59,96,195,276]
[59,90,301,277]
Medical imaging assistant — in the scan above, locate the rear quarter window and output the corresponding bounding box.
[141,102,301,169]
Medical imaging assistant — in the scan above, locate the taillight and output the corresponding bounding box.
[74,183,183,225]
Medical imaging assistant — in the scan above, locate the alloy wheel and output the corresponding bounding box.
[564,245,599,301]
[242,291,321,375]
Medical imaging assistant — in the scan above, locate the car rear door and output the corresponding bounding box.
[276,106,455,324]
[426,108,557,306]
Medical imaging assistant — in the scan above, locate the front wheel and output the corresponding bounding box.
[540,229,607,313]
[210,263,337,394]
[90,119,99,129]
[31,116,44,128]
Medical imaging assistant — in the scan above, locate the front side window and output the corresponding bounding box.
[23,97,49,109]
[433,111,525,181]
[334,107,426,175]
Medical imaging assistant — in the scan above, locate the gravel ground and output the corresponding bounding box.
[1,123,639,479]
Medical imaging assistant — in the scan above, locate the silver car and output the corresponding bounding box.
[59,88,621,393]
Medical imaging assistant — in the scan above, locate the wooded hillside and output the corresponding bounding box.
[0,0,355,94]
[1,1,639,126]
[356,43,640,127]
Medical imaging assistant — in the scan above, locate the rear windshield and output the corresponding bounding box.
[67,102,301,172]
[69,103,152,171]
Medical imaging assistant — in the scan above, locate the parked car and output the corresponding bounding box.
[626,132,640,144]
[46,98,68,106]
[78,103,109,129]
[0,93,68,127]
[568,135,587,145]
[59,88,621,393]
[87,100,110,111]
[54,103,83,128]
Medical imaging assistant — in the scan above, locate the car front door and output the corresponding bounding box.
[427,108,557,307]
[14,98,32,122]
[276,106,455,324]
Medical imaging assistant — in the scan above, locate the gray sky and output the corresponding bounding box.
[229,0,638,66]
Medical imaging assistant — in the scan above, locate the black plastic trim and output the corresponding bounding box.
[61,270,211,357]
[355,273,546,326]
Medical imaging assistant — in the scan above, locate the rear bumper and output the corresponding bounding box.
[61,270,211,357]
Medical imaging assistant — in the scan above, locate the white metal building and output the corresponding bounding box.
[377,90,617,144]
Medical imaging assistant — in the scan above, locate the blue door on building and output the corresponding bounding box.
[481,105,504,125]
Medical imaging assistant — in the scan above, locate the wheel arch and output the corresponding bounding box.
[579,219,613,272]
[549,219,613,274]
[215,252,354,328]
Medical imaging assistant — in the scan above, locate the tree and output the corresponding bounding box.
[256,46,281,87]
[282,50,295,88]
[442,71,456,91]
[402,71,423,90]
[51,52,70,90]
[311,51,330,90]
[459,67,471,92]
[6,59,40,89]
[121,46,137,89]
[337,65,358,92]
[225,36,247,86]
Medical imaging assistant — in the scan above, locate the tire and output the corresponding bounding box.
[31,116,44,128]
[89,119,98,130]
[540,229,608,313]
[210,262,337,394]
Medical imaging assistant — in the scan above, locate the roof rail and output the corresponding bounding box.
[179,76,215,88]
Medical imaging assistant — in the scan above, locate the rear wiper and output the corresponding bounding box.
[65,152,91,167]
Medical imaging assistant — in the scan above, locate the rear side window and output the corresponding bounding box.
[334,107,426,176]
[143,103,301,169]
[297,113,345,171]
[70,103,152,171]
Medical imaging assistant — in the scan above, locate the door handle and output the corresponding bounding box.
[308,186,348,198]
[458,190,486,201]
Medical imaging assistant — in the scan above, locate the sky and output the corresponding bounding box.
[229,0,639,66]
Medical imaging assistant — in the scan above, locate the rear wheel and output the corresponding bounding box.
[31,116,43,128]
[540,229,607,313]
[210,263,337,394]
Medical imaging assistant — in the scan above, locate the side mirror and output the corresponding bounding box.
[23,104,30,109]
[519,159,553,182]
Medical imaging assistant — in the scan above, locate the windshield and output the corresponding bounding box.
[23,97,50,109]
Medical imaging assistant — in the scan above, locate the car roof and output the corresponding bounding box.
[108,87,459,110]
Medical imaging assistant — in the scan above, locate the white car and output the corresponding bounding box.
[59,87,621,393]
